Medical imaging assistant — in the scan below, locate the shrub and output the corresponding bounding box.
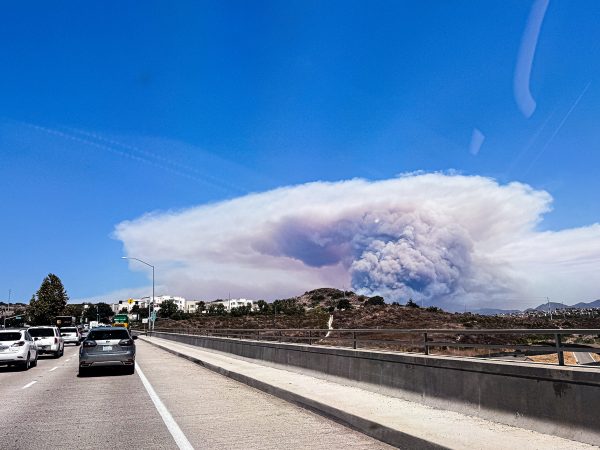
[336,298,352,310]
[364,296,385,306]
[406,299,420,308]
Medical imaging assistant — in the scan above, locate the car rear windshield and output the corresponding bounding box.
[62,327,77,332]
[0,332,22,341]
[88,330,129,340]
[28,328,55,337]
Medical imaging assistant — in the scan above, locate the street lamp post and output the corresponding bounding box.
[121,257,155,332]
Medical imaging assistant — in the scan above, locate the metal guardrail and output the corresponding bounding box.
[143,327,600,367]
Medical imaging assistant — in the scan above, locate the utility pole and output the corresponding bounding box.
[547,297,552,321]
[121,257,154,332]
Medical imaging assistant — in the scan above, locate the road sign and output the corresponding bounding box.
[128,298,134,305]
[151,311,157,321]
[142,318,148,324]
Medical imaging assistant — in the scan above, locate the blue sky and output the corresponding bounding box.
[1,1,599,305]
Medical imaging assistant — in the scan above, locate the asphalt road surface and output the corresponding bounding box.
[573,352,598,365]
[0,341,392,449]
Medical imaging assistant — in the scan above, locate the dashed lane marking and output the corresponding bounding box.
[22,381,37,389]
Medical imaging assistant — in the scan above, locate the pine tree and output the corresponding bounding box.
[28,273,69,325]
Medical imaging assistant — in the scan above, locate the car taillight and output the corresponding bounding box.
[119,339,134,346]
[10,341,25,347]
[54,337,58,344]
[83,340,97,348]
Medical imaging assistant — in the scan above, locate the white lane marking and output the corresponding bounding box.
[135,363,194,450]
[22,381,37,389]
[65,359,70,362]
[49,366,58,372]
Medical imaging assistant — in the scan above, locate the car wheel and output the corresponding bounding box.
[78,366,88,377]
[76,342,81,346]
[125,364,135,375]
[32,354,38,367]
[53,350,60,358]
[20,354,31,371]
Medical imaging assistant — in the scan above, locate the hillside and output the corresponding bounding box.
[152,288,600,332]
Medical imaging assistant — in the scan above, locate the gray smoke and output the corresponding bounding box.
[253,206,484,304]
[115,173,600,308]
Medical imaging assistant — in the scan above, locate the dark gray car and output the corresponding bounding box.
[79,327,137,375]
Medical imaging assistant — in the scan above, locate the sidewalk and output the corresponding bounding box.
[139,335,594,450]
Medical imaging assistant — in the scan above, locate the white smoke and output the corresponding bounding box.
[114,173,600,309]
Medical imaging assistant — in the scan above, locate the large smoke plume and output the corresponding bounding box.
[114,173,600,309]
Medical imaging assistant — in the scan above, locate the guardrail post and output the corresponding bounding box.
[308,330,312,345]
[257,330,261,341]
[278,330,282,343]
[423,332,429,355]
[353,332,357,349]
[555,333,564,366]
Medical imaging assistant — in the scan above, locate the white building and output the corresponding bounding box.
[205,298,257,312]
[111,295,187,314]
[112,298,150,314]
[185,300,203,313]
[152,295,186,311]
[111,296,256,315]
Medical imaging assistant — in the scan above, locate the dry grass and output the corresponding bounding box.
[592,353,600,362]
[526,352,578,365]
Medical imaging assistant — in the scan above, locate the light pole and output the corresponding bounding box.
[121,257,154,332]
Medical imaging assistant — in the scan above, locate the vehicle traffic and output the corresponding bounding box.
[79,327,137,376]
[60,326,81,346]
[28,326,64,358]
[0,329,38,370]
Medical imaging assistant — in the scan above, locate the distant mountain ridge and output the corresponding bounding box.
[572,299,600,309]
[526,302,570,312]
[473,299,600,315]
[528,299,600,312]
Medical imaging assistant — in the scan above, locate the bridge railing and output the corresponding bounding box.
[144,327,600,367]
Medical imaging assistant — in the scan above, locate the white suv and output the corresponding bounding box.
[28,326,64,358]
[60,327,81,346]
[0,329,39,370]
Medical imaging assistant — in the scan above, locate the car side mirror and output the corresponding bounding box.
[34,337,40,341]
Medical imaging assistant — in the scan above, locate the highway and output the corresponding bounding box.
[0,340,392,449]
[574,351,598,365]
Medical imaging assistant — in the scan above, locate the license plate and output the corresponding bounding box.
[102,346,113,351]
[41,346,49,350]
